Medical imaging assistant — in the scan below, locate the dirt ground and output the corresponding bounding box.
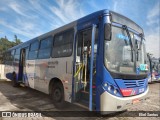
[0,80,159,120]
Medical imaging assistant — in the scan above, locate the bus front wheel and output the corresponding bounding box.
[51,82,65,108]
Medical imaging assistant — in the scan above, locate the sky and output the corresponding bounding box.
[0,0,159,58]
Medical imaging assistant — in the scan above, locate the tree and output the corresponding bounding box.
[0,35,22,64]
[14,35,22,45]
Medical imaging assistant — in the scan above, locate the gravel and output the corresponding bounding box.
[0,80,159,120]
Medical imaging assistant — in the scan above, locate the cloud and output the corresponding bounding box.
[0,19,43,40]
[145,29,159,58]
[49,0,84,24]
[7,1,40,19]
[0,7,7,12]
[28,0,86,28]
[8,2,27,16]
[0,30,4,35]
[0,1,44,40]
[146,3,159,26]
[0,0,60,40]
[28,0,85,28]
[0,0,86,41]
[145,2,160,58]
[113,1,118,11]
[87,1,100,10]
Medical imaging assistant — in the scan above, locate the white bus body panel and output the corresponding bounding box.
[25,56,73,103]
[34,59,50,94]
[4,64,12,80]
[47,57,73,102]
[26,60,35,88]
[0,64,6,79]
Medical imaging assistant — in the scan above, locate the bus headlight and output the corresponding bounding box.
[104,83,108,87]
[102,82,122,97]
[114,89,117,94]
[108,86,111,91]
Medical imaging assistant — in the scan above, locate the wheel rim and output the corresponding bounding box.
[53,88,62,102]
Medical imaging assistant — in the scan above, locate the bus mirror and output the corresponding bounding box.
[105,23,112,41]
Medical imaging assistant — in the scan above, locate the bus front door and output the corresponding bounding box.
[19,47,29,85]
[74,25,97,110]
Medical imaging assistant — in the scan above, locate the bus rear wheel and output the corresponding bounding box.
[51,82,65,108]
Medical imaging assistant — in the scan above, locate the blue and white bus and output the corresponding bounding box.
[151,58,160,82]
[4,10,149,113]
[147,53,153,83]
[147,54,160,83]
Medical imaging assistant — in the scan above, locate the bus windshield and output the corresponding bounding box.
[104,25,147,75]
[152,58,160,74]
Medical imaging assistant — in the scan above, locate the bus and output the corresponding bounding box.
[147,54,160,83]
[151,58,160,82]
[4,9,149,114]
[147,53,153,83]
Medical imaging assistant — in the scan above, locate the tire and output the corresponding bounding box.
[12,73,19,87]
[51,82,65,109]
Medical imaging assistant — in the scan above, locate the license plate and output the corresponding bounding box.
[132,99,140,104]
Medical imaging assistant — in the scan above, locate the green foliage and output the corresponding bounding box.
[0,35,22,63]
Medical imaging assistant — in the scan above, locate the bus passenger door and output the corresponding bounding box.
[74,25,98,108]
[19,47,29,85]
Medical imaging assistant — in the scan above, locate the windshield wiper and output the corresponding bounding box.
[136,33,143,61]
[122,25,134,62]
[121,30,128,46]
[139,33,143,50]
[135,41,139,61]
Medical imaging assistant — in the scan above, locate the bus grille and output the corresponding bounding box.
[124,80,145,88]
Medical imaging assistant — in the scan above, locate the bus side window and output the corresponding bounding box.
[28,40,39,60]
[52,29,74,58]
[38,37,52,59]
[11,50,15,61]
[15,48,20,55]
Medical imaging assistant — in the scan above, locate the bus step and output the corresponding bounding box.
[80,90,96,103]
[81,90,96,95]
[85,84,96,93]
[74,102,89,110]
[74,100,96,110]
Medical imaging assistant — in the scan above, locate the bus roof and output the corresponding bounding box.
[7,9,143,51]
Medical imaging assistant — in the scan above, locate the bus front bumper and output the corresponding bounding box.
[100,87,149,114]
